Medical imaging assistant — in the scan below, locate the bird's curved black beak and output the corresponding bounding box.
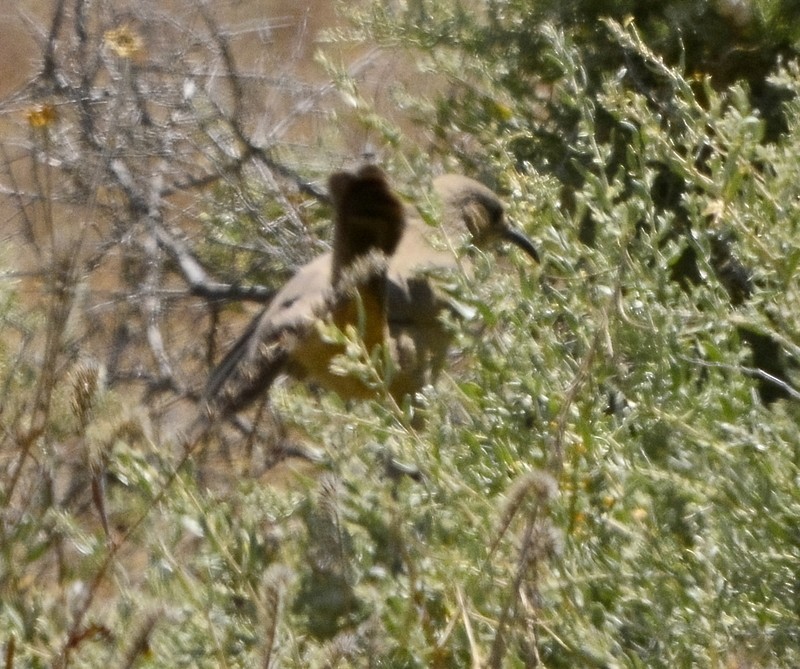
[503,226,540,263]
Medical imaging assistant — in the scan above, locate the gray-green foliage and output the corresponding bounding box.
[2,3,800,668]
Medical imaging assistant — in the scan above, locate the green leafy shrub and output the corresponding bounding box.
[2,1,799,667]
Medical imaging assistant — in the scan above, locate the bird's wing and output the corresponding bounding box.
[202,253,334,415]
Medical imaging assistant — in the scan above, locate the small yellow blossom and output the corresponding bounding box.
[104,25,143,58]
[26,104,57,128]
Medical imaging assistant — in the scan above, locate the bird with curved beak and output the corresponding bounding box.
[383,174,539,401]
[430,174,539,262]
[201,169,539,419]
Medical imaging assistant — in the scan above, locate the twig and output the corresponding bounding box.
[150,224,275,303]
[681,356,800,401]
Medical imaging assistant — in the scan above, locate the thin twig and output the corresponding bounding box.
[681,356,800,401]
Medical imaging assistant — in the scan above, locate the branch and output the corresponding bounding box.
[682,356,800,402]
[150,224,275,303]
[108,158,275,303]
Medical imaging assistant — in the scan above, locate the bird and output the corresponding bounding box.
[380,174,539,401]
[200,168,539,420]
[201,164,406,418]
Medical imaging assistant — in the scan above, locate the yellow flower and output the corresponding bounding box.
[104,25,143,58]
[26,104,57,128]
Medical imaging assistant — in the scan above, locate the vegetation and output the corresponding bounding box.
[1,0,799,667]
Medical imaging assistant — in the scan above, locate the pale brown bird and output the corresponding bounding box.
[202,169,539,418]
[380,174,539,402]
[203,164,405,418]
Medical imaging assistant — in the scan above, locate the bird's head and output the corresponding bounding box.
[433,174,539,263]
